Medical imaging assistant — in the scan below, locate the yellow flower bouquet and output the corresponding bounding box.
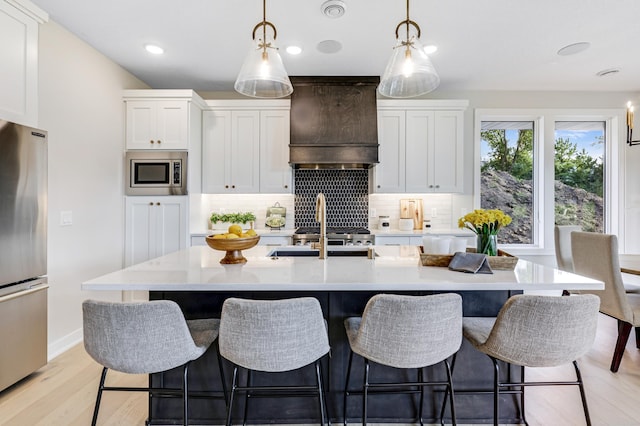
[458,209,512,256]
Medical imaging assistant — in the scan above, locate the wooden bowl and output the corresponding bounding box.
[205,235,260,264]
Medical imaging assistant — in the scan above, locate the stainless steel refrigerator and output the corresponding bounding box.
[0,120,48,392]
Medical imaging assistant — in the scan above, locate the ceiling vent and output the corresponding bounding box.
[321,0,346,18]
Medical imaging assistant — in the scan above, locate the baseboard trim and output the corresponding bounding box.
[48,328,83,361]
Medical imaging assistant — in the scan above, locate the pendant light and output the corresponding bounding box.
[234,0,293,98]
[378,0,440,98]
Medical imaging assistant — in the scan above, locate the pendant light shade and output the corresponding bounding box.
[378,0,440,98]
[234,0,293,98]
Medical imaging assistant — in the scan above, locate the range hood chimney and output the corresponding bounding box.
[289,76,379,169]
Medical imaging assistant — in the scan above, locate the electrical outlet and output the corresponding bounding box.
[60,210,73,226]
[370,208,377,218]
[431,208,437,217]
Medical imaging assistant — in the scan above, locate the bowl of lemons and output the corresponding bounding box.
[205,225,260,264]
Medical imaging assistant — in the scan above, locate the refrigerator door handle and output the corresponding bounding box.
[0,284,48,303]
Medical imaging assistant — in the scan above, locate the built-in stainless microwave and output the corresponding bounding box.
[125,151,187,195]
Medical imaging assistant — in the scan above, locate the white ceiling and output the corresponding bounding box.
[30,0,640,94]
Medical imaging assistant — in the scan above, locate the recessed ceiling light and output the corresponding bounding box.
[423,45,438,54]
[596,68,620,77]
[317,40,342,54]
[557,42,590,56]
[144,44,164,55]
[286,46,302,55]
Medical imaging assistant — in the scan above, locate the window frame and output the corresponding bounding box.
[474,108,622,255]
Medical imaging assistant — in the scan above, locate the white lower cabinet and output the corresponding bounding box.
[374,235,424,246]
[125,196,188,267]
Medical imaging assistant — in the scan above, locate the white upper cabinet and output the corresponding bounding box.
[202,100,291,194]
[0,0,48,127]
[375,100,467,193]
[124,90,205,151]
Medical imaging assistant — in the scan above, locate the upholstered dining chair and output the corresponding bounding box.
[343,293,462,426]
[218,297,330,426]
[83,299,225,426]
[554,225,582,272]
[459,294,600,426]
[571,231,640,372]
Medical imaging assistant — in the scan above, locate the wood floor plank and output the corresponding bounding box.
[0,313,638,425]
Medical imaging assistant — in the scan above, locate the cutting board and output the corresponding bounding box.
[400,199,423,230]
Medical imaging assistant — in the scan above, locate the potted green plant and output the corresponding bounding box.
[210,211,256,230]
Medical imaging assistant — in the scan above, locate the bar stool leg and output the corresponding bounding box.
[243,369,252,426]
[439,353,457,425]
[573,361,592,426]
[91,367,108,426]
[444,358,457,426]
[343,350,354,426]
[363,359,370,426]
[315,360,327,426]
[418,367,425,426]
[183,362,190,426]
[226,366,239,426]
[491,358,500,426]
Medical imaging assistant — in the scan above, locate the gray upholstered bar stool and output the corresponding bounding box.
[343,293,462,426]
[82,299,226,426]
[218,297,330,426]
[457,294,600,426]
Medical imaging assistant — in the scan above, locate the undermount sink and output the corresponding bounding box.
[268,248,373,258]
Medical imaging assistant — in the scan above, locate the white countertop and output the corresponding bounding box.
[83,245,603,292]
[372,228,475,237]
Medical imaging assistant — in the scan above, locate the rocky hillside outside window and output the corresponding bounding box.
[480,121,535,245]
[554,121,605,233]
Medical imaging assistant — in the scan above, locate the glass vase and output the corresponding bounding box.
[477,234,497,256]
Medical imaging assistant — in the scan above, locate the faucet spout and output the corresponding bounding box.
[316,193,327,259]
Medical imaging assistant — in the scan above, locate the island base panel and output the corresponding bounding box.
[148,290,522,424]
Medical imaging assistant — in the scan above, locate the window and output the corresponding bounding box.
[480,121,535,244]
[475,108,619,252]
[554,121,605,232]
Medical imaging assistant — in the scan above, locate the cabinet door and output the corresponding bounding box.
[155,197,188,256]
[405,110,435,193]
[126,100,189,150]
[125,197,155,266]
[125,196,187,266]
[155,101,189,150]
[432,111,463,193]
[374,110,406,193]
[126,101,158,149]
[202,110,232,193]
[229,111,260,193]
[260,110,292,193]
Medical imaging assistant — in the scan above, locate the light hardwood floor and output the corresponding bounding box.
[0,313,639,426]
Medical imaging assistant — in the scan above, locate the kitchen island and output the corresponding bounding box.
[83,245,603,425]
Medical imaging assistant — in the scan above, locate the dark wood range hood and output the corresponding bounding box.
[289,76,379,169]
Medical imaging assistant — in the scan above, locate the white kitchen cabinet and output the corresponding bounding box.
[202,100,291,194]
[0,1,47,127]
[124,90,205,151]
[259,110,292,193]
[202,110,260,193]
[375,100,467,193]
[125,196,188,267]
[375,235,424,246]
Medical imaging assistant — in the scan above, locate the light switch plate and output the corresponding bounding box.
[60,210,73,226]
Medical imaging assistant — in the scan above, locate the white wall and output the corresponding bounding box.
[38,20,148,358]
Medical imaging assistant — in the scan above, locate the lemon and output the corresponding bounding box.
[240,233,250,238]
[228,224,243,236]
[245,229,257,237]
[212,234,226,239]
[226,233,239,239]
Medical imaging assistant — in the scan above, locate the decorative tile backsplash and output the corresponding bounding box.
[294,169,369,228]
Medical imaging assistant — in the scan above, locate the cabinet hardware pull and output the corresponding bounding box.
[157,140,161,144]
[149,202,153,206]
[435,185,440,188]
[232,185,235,189]
[284,185,288,188]
[150,140,154,144]
[156,202,160,206]
[377,185,381,188]
[225,185,229,189]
